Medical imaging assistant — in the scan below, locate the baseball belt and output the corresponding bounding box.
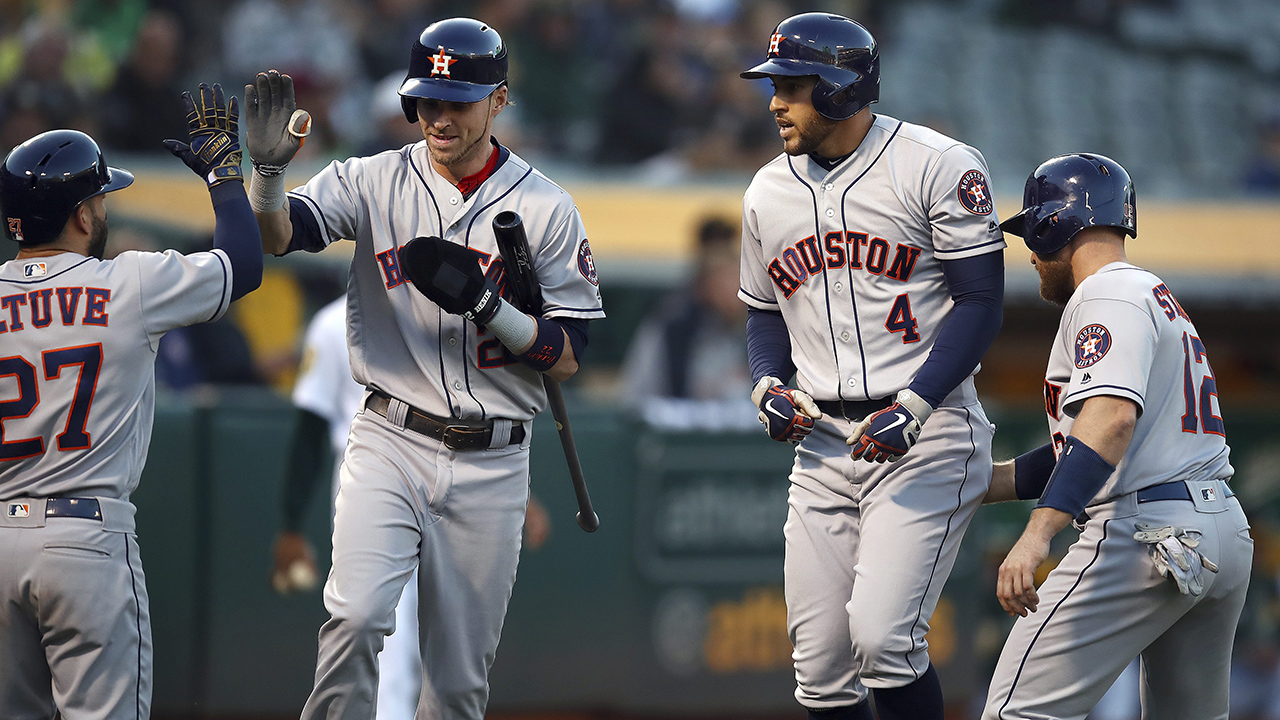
[365,390,525,451]
[1075,479,1235,524]
[815,397,893,421]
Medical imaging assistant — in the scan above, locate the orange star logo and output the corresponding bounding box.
[430,46,458,77]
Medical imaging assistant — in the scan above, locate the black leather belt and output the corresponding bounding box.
[45,497,102,520]
[1076,479,1234,524]
[815,397,893,421]
[365,390,524,451]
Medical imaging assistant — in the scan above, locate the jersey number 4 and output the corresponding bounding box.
[1180,332,1223,436]
[0,344,103,461]
[885,294,921,343]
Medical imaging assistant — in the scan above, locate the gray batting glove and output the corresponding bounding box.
[1134,523,1218,596]
[244,70,311,176]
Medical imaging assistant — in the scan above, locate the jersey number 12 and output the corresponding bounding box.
[0,344,103,461]
[1180,332,1224,436]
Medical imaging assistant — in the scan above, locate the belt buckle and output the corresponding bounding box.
[442,424,488,451]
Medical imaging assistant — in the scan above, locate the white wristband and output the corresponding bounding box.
[486,299,537,352]
[249,167,287,213]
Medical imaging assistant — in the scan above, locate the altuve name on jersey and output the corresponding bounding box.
[0,287,111,332]
[768,231,922,298]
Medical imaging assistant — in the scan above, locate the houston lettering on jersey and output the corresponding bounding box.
[767,232,923,299]
[0,287,109,333]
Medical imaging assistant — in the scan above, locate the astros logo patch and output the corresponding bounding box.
[1074,324,1111,368]
[957,170,993,215]
[768,33,784,56]
[577,239,598,286]
[430,46,457,77]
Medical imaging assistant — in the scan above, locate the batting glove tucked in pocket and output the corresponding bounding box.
[752,376,822,444]
[1133,523,1219,596]
[847,389,934,463]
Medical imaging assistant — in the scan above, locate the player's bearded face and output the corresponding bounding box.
[85,198,108,260]
[417,90,502,169]
[770,77,837,156]
[1033,250,1074,306]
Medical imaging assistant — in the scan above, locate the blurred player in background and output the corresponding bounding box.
[738,13,1005,720]
[621,215,752,418]
[982,154,1252,720]
[0,85,261,718]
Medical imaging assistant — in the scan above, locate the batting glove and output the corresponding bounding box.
[399,236,502,325]
[244,70,311,177]
[163,83,243,187]
[1133,523,1219,596]
[752,376,822,444]
[847,389,934,463]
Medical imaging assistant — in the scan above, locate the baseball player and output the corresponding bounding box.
[0,85,262,718]
[243,18,603,720]
[980,154,1252,720]
[738,13,1006,720]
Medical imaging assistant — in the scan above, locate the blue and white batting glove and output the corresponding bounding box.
[847,389,934,463]
[752,376,823,444]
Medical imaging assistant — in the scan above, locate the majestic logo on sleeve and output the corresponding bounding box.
[1074,324,1112,368]
[957,170,993,215]
[430,46,458,77]
[577,239,599,286]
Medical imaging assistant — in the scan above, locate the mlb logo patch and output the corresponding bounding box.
[7,502,31,518]
[24,262,47,278]
[1201,487,1217,502]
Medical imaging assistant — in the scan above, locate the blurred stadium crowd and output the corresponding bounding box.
[2,0,1280,192]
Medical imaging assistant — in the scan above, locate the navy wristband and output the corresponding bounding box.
[518,317,565,372]
[1013,443,1058,501]
[1036,436,1116,517]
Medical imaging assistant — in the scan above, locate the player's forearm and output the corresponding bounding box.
[1023,506,1073,543]
[254,205,293,256]
[908,252,1004,406]
[210,182,264,300]
[985,460,1018,503]
[1068,396,1137,465]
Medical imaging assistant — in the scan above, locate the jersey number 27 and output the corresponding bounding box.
[0,344,102,461]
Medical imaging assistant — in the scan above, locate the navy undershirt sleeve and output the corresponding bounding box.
[551,317,590,363]
[906,251,1004,407]
[209,182,263,301]
[747,307,796,384]
[286,196,328,254]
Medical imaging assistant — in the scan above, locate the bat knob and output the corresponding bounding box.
[576,510,600,533]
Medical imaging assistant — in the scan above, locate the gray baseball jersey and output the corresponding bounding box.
[983,264,1252,720]
[288,142,603,422]
[0,248,233,720]
[287,140,602,720]
[739,114,1005,401]
[739,115,1001,708]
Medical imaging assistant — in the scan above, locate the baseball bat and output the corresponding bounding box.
[492,211,599,533]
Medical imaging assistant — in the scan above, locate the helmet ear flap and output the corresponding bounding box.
[402,96,418,123]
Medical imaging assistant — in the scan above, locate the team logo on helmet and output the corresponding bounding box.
[1074,324,1112,368]
[768,33,784,56]
[957,170,993,215]
[7,217,22,241]
[430,46,458,77]
[577,239,598,286]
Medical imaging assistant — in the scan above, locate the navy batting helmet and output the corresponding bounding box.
[1000,153,1136,256]
[400,18,508,123]
[0,129,133,245]
[741,13,879,122]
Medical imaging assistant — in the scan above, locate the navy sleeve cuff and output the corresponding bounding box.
[286,196,328,254]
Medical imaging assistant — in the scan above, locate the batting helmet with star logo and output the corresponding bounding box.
[1000,153,1137,256]
[400,18,508,123]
